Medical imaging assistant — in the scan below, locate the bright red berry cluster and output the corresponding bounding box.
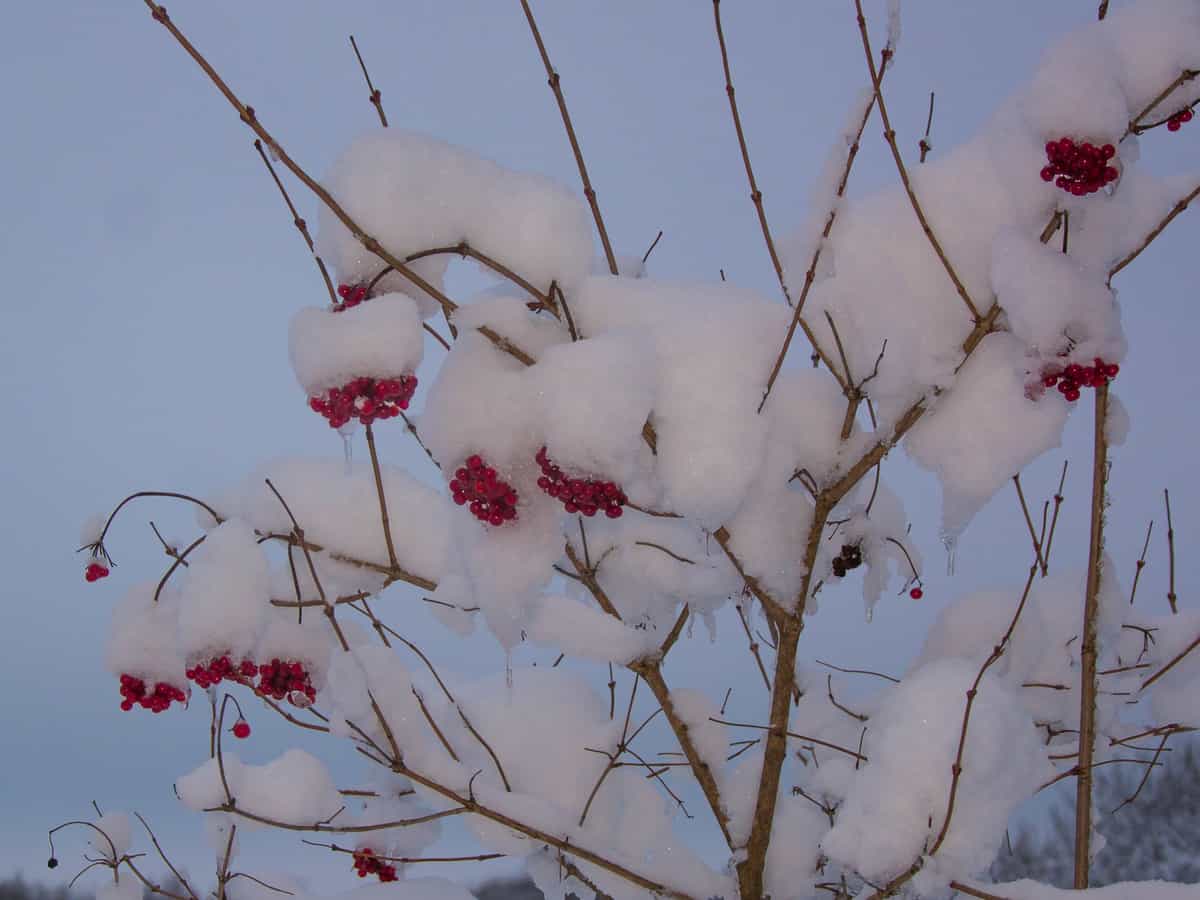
[352,849,397,882]
[1167,108,1194,132]
[450,455,519,526]
[1040,138,1118,195]
[118,675,187,713]
[85,562,110,582]
[535,447,627,519]
[334,283,370,312]
[308,375,418,429]
[231,718,251,740]
[256,658,317,706]
[1041,357,1120,402]
[186,655,257,689]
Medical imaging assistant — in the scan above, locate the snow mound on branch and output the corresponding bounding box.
[780,0,1200,534]
[317,130,593,315]
[289,294,424,395]
[177,750,341,827]
[176,519,270,661]
[212,458,453,587]
[105,582,185,688]
[569,276,788,527]
[821,659,1047,889]
[906,333,1069,536]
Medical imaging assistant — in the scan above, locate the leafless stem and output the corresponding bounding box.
[364,424,399,571]
[1164,488,1178,613]
[815,659,899,683]
[519,0,617,275]
[252,139,335,304]
[1130,520,1153,605]
[1074,382,1110,889]
[853,0,982,322]
[349,35,388,127]
[1110,182,1200,278]
[1013,474,1047,573]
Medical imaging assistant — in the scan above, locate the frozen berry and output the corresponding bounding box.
[1041,136,1119,196]
[85,562,110,582]
[534,447,627,520]
[449,454,519,526]
[231,719,251,739]
[308,374,417,429]
[910,587,923,600]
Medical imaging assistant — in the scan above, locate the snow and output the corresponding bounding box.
[177,750,342,827]
[317,130,594,314]
[176,519,270,662]
[289,294,424,395]
[821,659,1049,889]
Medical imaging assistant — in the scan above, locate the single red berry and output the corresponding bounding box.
[232,719,251,739]
[909,587,923,600]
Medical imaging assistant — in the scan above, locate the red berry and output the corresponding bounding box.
[909,587,923,600]
[85,562,110,582]
[232,720,251,739]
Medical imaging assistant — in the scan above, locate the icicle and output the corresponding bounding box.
[505,648,513,691]
[941,531,958,576]
[338,422,357,475]
[865,605,874,624]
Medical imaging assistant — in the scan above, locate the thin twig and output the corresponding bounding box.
[1130,520,1153,605]
[1164,488,1178,613]
[252,139,335,304]
[349,36,388,127]
[1074,381,1110,889]
[853,0,981,322]
[518,0,617,275]
[1110,182,1200,278]
[363,424,399,571]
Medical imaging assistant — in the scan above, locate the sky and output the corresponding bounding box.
[1,0,1197,896]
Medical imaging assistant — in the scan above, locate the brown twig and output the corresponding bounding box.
[736,603,772,691]
[518,0,617,275]
[363,424,399,571]
[252,139,336,304]
[1130,520,1153,605]
[1041,461,1069,575]
[348,36,387,127]
[712,1,790,305]
[1110,182,1200,278]
[1164,488,1178,613]
[853,0,981,322]
[1074,381,1110,889]
[918,91,935,162]
[815,659,899,684]
[1140,633,1200,691]
[1124,69,1199,138]
[1013,474,1047,573]
[153,534,205,604]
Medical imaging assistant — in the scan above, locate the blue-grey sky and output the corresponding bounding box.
[2,1,1197,894]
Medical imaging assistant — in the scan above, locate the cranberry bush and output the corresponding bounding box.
[57,3,1200,900]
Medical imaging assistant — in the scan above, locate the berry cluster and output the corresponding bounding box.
[1040,138,1118,196]
[85,561,110,582]
[352,849,397,882]
[1167,108,1194,132]
[231,718,251,740]
[118,675,187,713]
[256,658,317,706]
[185,655,257,689]
[308,375,418,429]
[334,283,370,312]
[535,447,627,519]
[830,544,863,579]
[1040,357,1120,402]
[450,455,519,526]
